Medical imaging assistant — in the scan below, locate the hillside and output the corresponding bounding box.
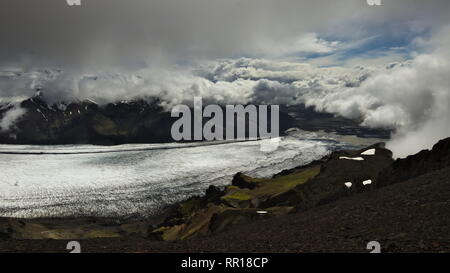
[0,138,449,252]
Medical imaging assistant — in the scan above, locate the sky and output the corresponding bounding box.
[1,0,450,156]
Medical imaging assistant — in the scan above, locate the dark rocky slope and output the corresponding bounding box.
[147,143,395,240]
[0,137,449,252]
[1,166,448,253]
[378,137,450,187]
[145,137,450,246]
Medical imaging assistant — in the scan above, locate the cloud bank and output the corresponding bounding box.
[1,0,449,69]
[1,0,450,157]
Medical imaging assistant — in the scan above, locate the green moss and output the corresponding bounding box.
[226,185,240,191]
[238,174,266,184]
[151,225,183,241]
[85,229,120,238]
[221,192,252,202]
[256,166,320,196]
[221,166,320,203]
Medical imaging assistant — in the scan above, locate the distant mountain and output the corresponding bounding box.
[0,94,295,145]
[0,95,175,145]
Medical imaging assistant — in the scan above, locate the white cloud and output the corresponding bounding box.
[0,1,450,157]
[0,105,26,132]
[266,33,339,56]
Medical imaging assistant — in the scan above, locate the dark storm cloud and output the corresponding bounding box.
[1,0,449,70]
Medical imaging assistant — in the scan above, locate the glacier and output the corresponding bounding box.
[0,131,354,218]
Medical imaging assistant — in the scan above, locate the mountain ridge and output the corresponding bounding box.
[0,95,296,145]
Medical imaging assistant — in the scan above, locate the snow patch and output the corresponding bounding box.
[339,156,364,161]
[86,98,98,105]
[362,179,372,186]
[361,149,376,155]
[36,108,48,122]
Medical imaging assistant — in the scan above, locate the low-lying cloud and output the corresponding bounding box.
[0,105,27,132]
[1,0,450,157]
[1,26,449,157]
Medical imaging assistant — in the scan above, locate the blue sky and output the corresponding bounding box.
[284,21,434,68]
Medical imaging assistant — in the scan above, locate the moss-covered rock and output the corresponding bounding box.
[151,204,227,241]
[151,167,320,241]
[221,166,320,208]
[232,172,265,189]
[220,191,253,208]
[151,205,295,241]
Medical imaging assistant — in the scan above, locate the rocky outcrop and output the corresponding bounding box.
[150,165,321,240]
[274,143,394,210]
[231,173,263,190]
[378,137,450,187]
